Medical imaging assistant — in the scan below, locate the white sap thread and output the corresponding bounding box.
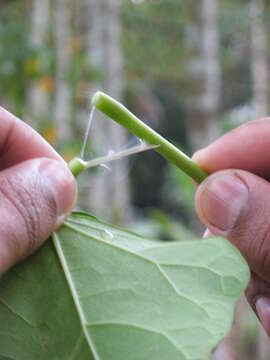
[79,106,159,171]
[100,163,112,172]
[80,106,96,160]
[85,143,159,169]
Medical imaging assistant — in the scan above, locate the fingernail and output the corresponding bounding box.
[198,173,248,231]
[39,159,77,222]
[256,297,270,336]
[192,150,204,163]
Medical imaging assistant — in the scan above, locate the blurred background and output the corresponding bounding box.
[1,0,270,358]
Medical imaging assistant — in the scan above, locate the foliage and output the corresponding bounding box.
[0,0,264,356]
[0,2,34,115]
[131,209,194,241]
[0,212,249,359]
[162,163,195,217]
[148,209,195,241]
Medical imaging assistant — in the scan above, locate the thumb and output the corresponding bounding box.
[0,158,77,275]
[195,169,270,282]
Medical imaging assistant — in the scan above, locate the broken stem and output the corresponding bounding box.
[91,91,208,183]
[68,143,158,178]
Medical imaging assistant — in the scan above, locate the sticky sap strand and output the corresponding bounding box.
[78,105,158,175]
[80,106,96,160]
[84,142,159,169]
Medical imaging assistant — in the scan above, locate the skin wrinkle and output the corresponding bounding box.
[0,176,40,252]
[233,171,250,191]
[0,164,57,262]
[20,179,42,253]
[233,187,270,281]
[222,181,270,281]
[1,187,38,265]
[39,174,57,226]
[0,205,27,270]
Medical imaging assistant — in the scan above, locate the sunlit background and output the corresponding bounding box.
[1,0,270,358]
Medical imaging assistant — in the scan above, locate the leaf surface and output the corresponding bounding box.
[0,212,250,360]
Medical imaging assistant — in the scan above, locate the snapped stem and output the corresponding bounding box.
[68,157,86,177]
[92,91,208,183]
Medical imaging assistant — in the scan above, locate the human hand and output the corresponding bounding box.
[194,119,270,336]
[0,106,77,276]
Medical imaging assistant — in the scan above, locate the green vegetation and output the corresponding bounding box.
[0,212,249,359]
[0,0,268,357]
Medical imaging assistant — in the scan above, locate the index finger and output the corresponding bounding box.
[0,106,63,170]
[193,118,270,179]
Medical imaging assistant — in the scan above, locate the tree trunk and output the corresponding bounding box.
[187,0,221,232]
[26,0,50,125]
[188,0,221,152]
[250,0,270,357]
[54,0,72,143]
[189,1,236,358]
[250,0,268,118]
[103,0,131,223]
[86,0,131,223]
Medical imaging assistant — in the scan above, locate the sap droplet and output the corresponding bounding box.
[101,230,114,241]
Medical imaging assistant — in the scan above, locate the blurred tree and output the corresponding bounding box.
[103,0,131,223]
[0,2,269,355]
[53,0,73,144]
[0,1,33,115]
[250,0,270,358]
[219,0,251,112]
[250,0,268,118]
[25,0,51,126]
[188,0,221,152]
[189,1,238,359]
[84,0,109,217]
[85,0,131,223]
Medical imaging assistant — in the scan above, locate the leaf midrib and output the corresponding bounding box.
[53,228,187,359]
[61,222,211,311]
[51,221,221,360]
[52,232,100,360]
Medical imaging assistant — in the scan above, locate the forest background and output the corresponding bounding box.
[1,0,270,358]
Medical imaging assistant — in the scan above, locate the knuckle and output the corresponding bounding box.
[0,175,42,253]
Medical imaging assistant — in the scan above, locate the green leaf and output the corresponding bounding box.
[0,211,250,359]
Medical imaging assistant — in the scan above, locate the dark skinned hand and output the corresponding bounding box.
[194,118,270,336]
[0,106,77,276]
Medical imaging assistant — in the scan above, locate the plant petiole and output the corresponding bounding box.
[68,91,208,183]
[91,91,208,183]
[68,143,159,177]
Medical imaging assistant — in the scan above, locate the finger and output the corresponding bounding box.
[0,106,63,170]
[195,169,270,282]
[245,272,270,336]
[0,158,77,275]
[193,118,270,179]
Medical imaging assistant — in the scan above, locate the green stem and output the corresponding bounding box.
[91,91,208,183]
[68,157,86,177]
